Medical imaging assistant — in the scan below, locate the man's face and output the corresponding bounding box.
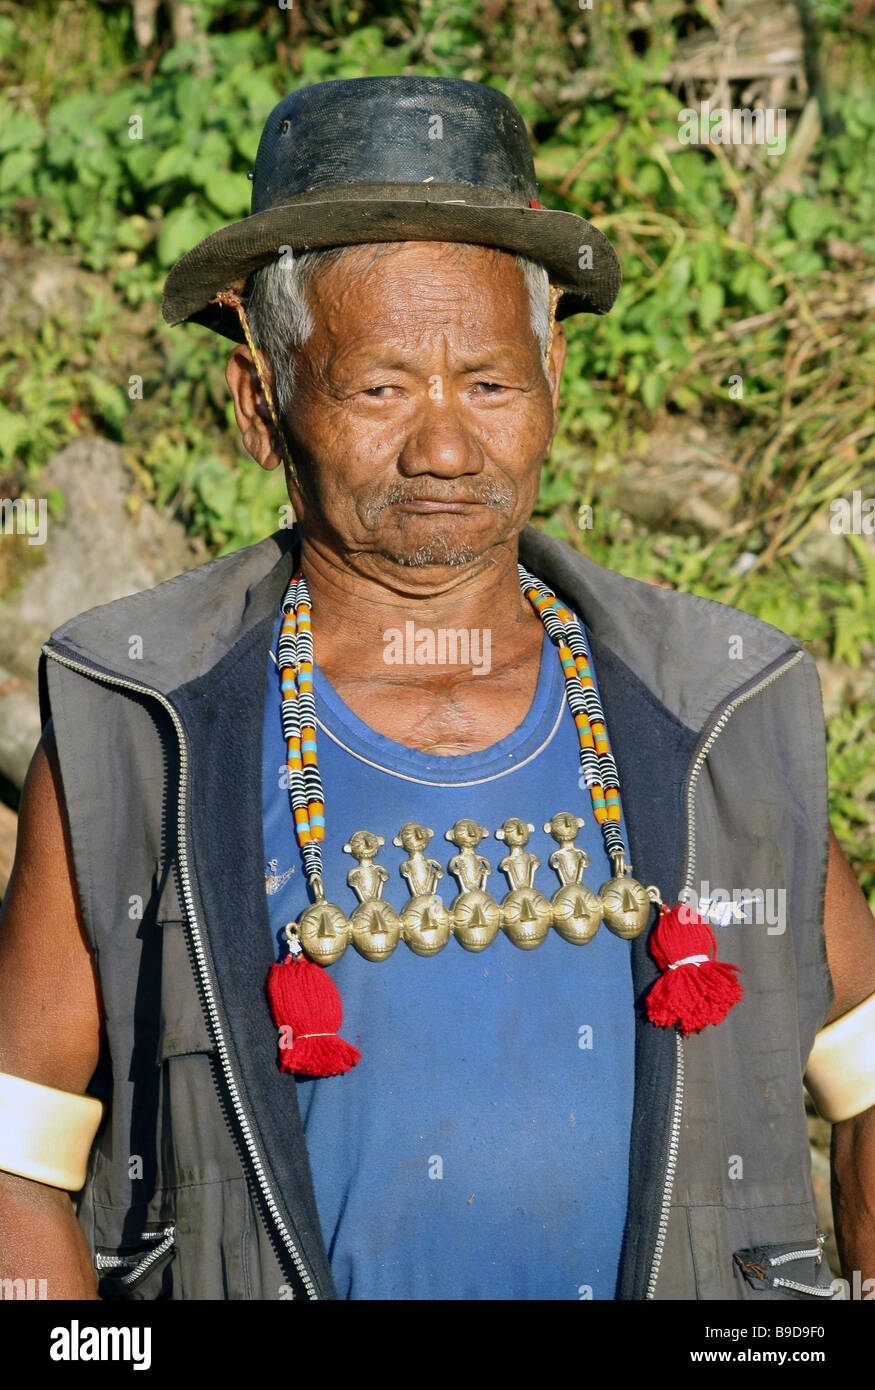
[231,241,565,570]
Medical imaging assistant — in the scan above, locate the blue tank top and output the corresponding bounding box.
[261,599,635,1300]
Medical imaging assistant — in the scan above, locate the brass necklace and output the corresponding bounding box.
[275,566,662,964]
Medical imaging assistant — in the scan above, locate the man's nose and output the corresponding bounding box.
[397,395,482,478]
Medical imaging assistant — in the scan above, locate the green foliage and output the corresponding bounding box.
[0,0,872,897]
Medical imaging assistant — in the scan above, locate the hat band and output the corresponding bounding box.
[253,180,536,215]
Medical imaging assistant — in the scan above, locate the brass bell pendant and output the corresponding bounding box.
[401,895,452,956]
[452,891,501,952]
[551,883,603,944]
[446,819,501,953]
[297,880,351,964]
[496,818,552,950]
[344,830,401,961]
[394,823,451,957]
[350,900,402,962]
[544,812,603,944]
[598,852,654,940]
[500,888,553,949]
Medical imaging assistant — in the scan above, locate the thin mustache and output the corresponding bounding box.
[365,479,514,515]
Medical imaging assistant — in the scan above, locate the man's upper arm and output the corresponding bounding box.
[822,825,875,1027]
[0,720,103,1093]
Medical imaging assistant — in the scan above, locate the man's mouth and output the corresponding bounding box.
[394,497,483,513]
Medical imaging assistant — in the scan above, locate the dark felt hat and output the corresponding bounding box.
[162,75,621,342]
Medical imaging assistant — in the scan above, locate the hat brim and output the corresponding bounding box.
[161,189,621,342]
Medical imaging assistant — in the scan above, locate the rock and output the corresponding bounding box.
[0,612,50,683]
[814,658,875,720]
[0,801,18,902]
[0,437,208,789]
[730,550,758,578]
[6,437,208,634]
[0,248,108,335]
[791,512,875,582]
[614,425,742,536]
[0,666,41,793]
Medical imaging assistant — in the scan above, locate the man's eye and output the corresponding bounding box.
[472,381,505,394]
[363,386,397,398]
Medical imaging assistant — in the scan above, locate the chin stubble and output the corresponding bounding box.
[362,477,515,568]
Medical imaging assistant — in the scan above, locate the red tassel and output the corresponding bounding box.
[266,954,361,1078]
[646,904,743,1036]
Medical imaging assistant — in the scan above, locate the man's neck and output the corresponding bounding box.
[294,534,546,754]
[298,534,539,663]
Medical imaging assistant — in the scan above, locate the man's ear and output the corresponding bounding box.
[547,320,567,414]
[225,345,283,472]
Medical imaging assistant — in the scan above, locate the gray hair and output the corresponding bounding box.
[245,242,552,416]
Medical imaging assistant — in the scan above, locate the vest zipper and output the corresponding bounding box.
[42,645,320,1301]
[95,1226,176,1285]
[644,648,806,1300]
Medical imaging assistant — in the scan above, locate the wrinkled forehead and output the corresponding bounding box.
[312,241,527,301]
[304,242,537,354]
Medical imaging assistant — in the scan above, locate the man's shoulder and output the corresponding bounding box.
[521,523,805,647]
[43,528,296,691]
[520,525,815,731]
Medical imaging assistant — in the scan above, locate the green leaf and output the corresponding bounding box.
[0,108,44,154]
[156,204,212,266]
[746,266,775,313]
[0,403,28,461]
[0,148,38,192]
[641,372,664,413]
[692,242,713,289]
[205,170,250,216]
[234,127,261,164]
[696,282,724,330]
[150,144,198,186]
[787,197,832,242]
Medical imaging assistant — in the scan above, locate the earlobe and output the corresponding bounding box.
[243,420,283,472]
[226,346,283,471]
[549,321,567,407]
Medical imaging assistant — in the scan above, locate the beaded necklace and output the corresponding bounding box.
[277,564,655,950]
[265,563,744,1077]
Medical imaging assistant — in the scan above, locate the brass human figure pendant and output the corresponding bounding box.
[544,812,603,944]
[297,877,351,965]
[495,818,553,950]
[394,822,451,956]
[344,830,401,962]
[599,851,654,939]
[445,819,501,953]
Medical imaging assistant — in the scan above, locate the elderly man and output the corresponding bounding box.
[0,76,873,1303]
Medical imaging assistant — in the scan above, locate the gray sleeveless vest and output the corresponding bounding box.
[38,524,837,1300]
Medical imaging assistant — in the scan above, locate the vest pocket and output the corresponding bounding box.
[95,1226,176,1300]
[733,1235,840,1298]
[157,919,215,1061]
[155,923,248,1189]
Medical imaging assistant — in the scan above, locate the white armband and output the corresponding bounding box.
[805,991,875,1123]
[0,1070,103,1190]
